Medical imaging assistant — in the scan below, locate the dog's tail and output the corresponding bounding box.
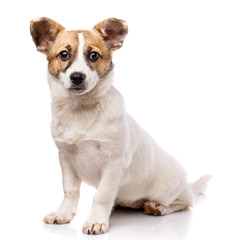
[190,175,212,196]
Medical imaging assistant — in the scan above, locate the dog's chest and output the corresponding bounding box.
[52,108,111,186]
[51,98,105,140]
[50,98,122,186]
[56,140,107,187]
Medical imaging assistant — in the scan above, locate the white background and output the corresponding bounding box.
[0,0,231,239]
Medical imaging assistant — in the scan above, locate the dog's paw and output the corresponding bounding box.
[43,210,76,224]
[82,222,108,235]
[144,201,163,216]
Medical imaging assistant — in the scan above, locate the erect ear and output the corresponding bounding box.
[93,18,128,51]
[30,17,64,53]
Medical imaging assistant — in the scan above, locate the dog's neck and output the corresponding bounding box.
[48,71,114,111]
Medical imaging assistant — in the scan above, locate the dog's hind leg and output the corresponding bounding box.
[144,185,194,216]
[144,200,189,216]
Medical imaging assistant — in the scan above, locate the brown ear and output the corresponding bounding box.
[30,17,64,53]
[93,18,128,50]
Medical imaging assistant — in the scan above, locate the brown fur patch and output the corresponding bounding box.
[82,31,113,78]
[47,31,79,78]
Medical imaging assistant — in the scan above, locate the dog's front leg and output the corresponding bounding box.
[82,159,124,235]
[43,151,81,224]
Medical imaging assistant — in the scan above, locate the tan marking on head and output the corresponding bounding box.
[45,29,113,79]
[47,30,79,77]
[82,30,113,78]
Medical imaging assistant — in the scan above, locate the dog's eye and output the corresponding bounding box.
[59,50,70,61]
[89,52,100,62]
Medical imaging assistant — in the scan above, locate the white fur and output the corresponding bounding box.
[43,34,210,235]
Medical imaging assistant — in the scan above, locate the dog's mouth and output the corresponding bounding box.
[68,86,86,94]
[71,87,83,91]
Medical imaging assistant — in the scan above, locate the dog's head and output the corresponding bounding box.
[30,17,128,95]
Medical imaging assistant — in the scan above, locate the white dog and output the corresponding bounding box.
[30,17,210,235]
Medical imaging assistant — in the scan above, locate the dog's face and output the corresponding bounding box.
[30,17,128,95]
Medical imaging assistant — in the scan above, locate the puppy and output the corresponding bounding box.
[30,17,210,235]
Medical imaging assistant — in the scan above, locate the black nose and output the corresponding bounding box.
[70,72,86,85]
